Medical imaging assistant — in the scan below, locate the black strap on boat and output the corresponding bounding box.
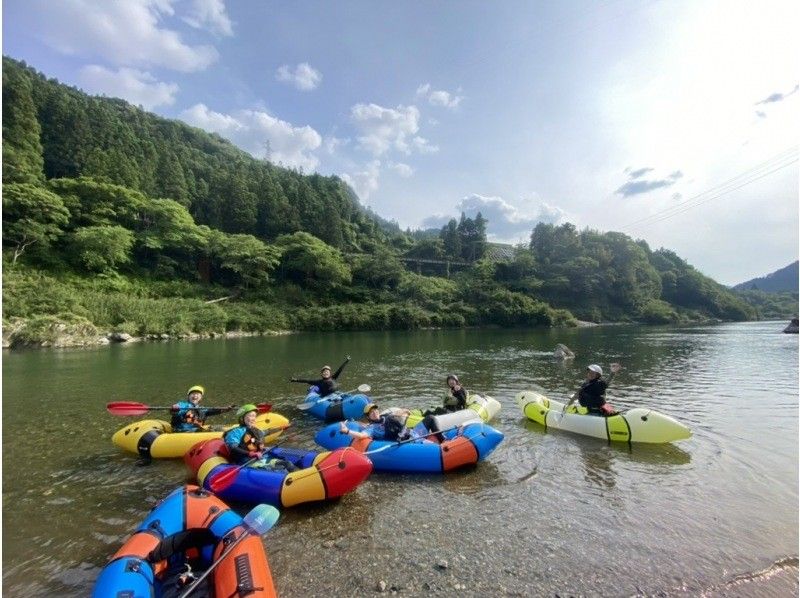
[147,528,217,563]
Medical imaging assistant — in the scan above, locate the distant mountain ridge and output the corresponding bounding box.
[733,261,799,293]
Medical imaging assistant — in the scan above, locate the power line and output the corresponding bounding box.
[620,146,799,233]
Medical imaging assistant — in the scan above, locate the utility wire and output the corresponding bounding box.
[620,146,799,232]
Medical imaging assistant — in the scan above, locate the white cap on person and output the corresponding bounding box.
[587,364,603,375]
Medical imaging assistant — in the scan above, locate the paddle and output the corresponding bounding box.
[177,503,280,598]
[208,428,296,494]
[296,384,371,410]
[106,401,272,417]
[362,423,471,455]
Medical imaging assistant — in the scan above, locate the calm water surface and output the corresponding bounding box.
[2,322,797,596]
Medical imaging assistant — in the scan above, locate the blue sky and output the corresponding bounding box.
[3,0,798,285]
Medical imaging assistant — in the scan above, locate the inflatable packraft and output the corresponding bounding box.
[301,392,371,422]
[315,421,504,473]
[112,412,290,460]
[516,391,691,444]
[185,439,373,507]
[92,485,277,597]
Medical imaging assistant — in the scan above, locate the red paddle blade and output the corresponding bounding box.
[209,466,240,493]
[106,401,155,416]
[257,403,272,413]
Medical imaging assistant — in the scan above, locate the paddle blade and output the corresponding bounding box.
[209,465,243,494]
[356,384,371,393]
[296,401,316,410]
[257,403,272,413]
[243,504,280,535]
[106,401,154,416]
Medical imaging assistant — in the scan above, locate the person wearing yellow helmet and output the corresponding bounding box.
[290,356,351,397]
[170,385,236,432]
[223,404,298,471]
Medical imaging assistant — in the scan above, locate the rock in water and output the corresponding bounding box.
[783,318,799,334]
[553,343,575,359]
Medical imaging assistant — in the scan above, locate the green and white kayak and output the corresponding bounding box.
[516,391,691,444]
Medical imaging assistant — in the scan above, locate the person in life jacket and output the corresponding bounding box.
[170,386,235,432]
[223,405,298,471]
[289,356,350,397]
[566,363,621,416]
[338,403,413,441]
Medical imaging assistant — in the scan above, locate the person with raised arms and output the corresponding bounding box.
[290,356,350,398]
[170,385,235,432]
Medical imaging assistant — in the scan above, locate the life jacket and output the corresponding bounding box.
[223,425,264,452]
[171,402,205,430]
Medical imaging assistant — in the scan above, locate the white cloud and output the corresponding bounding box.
[389,162,414,177]
[416,82,463,109]
[29,0,218,72]
[78,65,178,109]
[350,103,421,156]
[180,103,322,171]
[412,136,439,154]
[422,193,566,241]
[323,136,349,155]
[341,160,381,201]
[276,63,322,91]
[183,0,233,37]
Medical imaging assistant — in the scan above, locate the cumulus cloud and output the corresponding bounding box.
[389,162,413,177]
[350,103,422,156]
[341,160,381,201]
[323,136,349,155]
[416,83,463,109]
[616,168,683,197]
[183,0,233,37]
[421,193,566,240]
[79,65,178,109]
[180,103,322,171]
[29,0,218,72]
[276,63,322,91]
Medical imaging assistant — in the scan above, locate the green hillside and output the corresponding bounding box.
[1,56,756,347]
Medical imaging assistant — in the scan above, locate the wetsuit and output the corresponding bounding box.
[170,401,226,432]
[443,387,468,412]
[291,358,350,397]
[577,375,615,416]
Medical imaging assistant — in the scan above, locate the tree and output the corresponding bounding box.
[275,232,351,288]
[209,231,282,288]
[3,183,70,263]
[440,219,462,258]
[67,225,135,273]
[2,62,45,184]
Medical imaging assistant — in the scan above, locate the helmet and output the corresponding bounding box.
[236,403,258,423]
[587,364,603,376]
[446,374,459,384]
[321,365,332,373]
[363,402,379,415]
[187,385,205,396]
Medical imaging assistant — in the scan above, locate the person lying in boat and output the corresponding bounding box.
[170,385,235,432]
[339,403,440,442]
[566,363,621,416]
[289,356,351,398]
[223,404,298,471]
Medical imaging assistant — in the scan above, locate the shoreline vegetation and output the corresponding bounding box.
[3,56,793,351]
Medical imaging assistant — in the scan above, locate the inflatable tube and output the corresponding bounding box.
[516,391,692,444]
[92,485,277,598]
[112,412,290,459]
[404,393,501,428]
[185,439,373,508]
[303,392,371,422]
[315,421,504,473]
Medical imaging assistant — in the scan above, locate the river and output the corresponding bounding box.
[2,321,797,596]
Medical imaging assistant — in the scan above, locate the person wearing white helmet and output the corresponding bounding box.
[170,385,236,432]
[567,363,621,416]
[290,356,351,397]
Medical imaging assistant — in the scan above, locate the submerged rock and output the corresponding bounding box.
[783,318,798,334]
[553,344,575,359]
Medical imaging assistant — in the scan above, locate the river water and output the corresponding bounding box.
[2,322,797,596]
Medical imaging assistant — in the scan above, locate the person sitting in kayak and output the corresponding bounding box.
[171,385,235,432]
[290,356,351,398]
[223,404,298,471]
[567,363,621,416]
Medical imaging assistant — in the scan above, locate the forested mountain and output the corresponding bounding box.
[1,56,757,347]
[733,261,798,293]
